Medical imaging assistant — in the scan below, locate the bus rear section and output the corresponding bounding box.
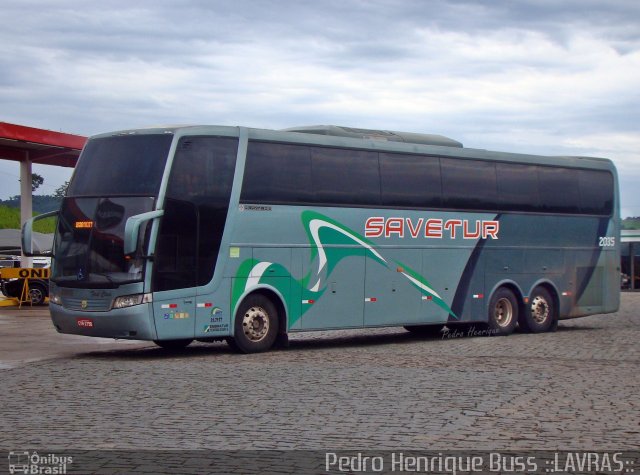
[228,130,619,350]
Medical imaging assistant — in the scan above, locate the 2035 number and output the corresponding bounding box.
[599,236,616,247]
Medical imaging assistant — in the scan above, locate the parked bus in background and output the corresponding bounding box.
[23,125,620,352]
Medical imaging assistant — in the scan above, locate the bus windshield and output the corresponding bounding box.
[51,134,174,287]
[68,134,173,197]
[51,196,155,287]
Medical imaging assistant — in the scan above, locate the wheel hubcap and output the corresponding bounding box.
[494,298,513,327]
[242,306,269,342]
[29,289,43,303]
[530,296,549,324]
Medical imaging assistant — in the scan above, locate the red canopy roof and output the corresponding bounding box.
[0,122,86,168]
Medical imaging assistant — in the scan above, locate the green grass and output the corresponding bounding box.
[0,205,21,229]
[0,205,56,233]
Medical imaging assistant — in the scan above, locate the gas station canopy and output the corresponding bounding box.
[0,122,87,266]
[0,121,86,168]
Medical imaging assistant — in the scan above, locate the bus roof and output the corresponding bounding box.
[282,125,463,148]
[91,124,615,171]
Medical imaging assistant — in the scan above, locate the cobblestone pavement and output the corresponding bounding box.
[0,294,638,460]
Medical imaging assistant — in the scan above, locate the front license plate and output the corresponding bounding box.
[76,318,94,328]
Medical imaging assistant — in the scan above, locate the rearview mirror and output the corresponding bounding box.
[124,210,164,255]
[21,210,58,256]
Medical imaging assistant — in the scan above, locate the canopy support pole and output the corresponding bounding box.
[631,243,636,291]
[20,152,33,268]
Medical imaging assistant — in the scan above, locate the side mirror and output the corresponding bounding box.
[21,210,58,256]
[124,210,164,255]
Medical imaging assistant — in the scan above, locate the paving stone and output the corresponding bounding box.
[0,294,638,472]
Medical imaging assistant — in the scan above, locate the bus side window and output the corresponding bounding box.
[538,167,580,214]
[441,158,497,211]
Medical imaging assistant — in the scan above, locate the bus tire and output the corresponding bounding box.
[404,324,445,335]
[232,294,279,353]
[487,287,518,335]
[154,339,193,350]
[520,286,556,333]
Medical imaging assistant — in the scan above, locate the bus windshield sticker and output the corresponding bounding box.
[239,204,272,212]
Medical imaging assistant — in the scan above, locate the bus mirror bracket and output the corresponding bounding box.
[21,210,58,256]
[124,210,164,255]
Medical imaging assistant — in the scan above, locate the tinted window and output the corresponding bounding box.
[496,163,540,212]
[167,137,237,204]
[69,135,172,197]
[441,158,497,210]
[154,199,198,292]
[578,170,614,215]
[157,136,238,289]
[311,147,380,206]
[538,167,580,213]
[241,142,312,204]
[380,153,442,208]
[240,141,613,216]
[52,197,155,286]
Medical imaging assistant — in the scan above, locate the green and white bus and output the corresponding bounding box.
[23,125,620,352]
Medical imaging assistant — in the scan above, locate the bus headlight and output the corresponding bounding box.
[112,293,153,309]
[49,290,61,305]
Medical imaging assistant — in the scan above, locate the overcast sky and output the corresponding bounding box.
[1,0,639,216]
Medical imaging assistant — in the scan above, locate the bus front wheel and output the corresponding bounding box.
[230,294,279,353]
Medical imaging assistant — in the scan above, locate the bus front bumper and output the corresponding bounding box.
[50,303,158,341]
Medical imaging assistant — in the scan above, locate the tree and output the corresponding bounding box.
[53,180,70,198]
[32,173,44,192]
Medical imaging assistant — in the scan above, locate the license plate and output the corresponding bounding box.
[76,318,94,328]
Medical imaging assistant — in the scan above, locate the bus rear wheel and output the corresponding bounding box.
[519,286,556,333]
[487,287,518,335]
[230,294,279,353]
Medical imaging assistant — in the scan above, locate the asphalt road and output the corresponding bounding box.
[0,294,638,473]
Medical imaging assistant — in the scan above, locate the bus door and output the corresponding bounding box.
[151,135,238,340]
[152,199,198,340]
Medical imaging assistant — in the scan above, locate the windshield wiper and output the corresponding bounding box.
[91,273,116,287]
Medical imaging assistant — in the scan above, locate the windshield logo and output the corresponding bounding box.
[77,269,84,281]
[96,199,125,230]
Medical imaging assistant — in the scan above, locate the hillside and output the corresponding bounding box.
[0,195,62,214]
[622,217,640,230]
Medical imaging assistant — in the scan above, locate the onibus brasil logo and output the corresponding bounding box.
[8,451,73,474]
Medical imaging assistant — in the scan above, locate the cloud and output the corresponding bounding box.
[1,0,638,214]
